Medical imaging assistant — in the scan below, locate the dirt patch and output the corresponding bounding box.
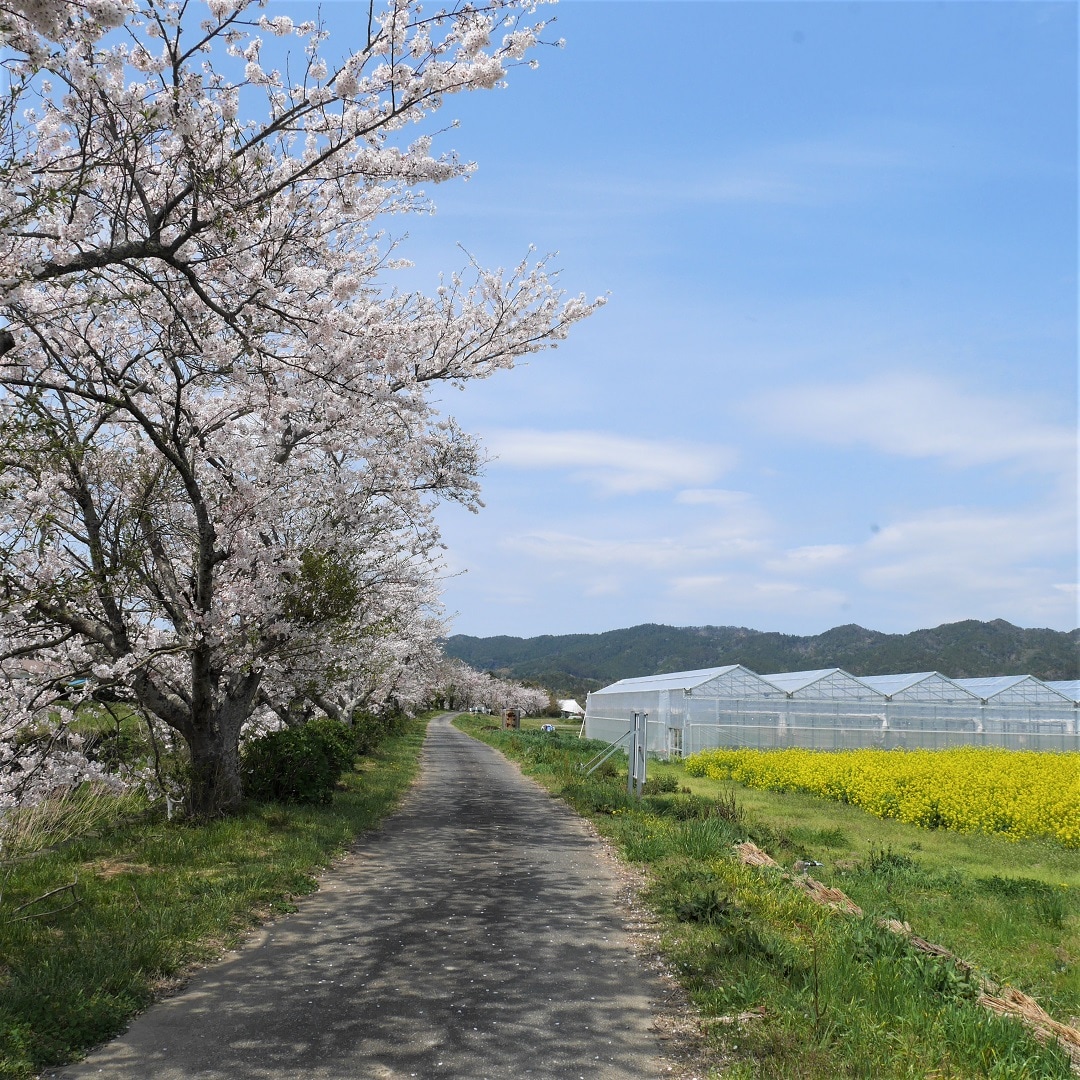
[83,858,154,879]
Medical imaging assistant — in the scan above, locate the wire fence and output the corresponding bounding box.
[585,711,1080,756]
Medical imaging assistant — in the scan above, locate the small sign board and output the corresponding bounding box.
[502,708,520,730]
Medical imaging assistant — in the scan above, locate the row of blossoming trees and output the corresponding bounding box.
[433,660,549,716]
[0,0,591,817]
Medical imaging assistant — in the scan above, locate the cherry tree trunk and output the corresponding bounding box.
[186,721,244,819]
[184,684,258,819]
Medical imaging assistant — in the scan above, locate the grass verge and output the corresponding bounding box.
[0,713,431,1080]
[456,715,1080,1079]
[677,766,1080,1020]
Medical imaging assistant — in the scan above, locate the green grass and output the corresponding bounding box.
[678,769,1080,886]
[455,716,1080,1079]
[0,714,432,1080]
[672,766,1080,1019]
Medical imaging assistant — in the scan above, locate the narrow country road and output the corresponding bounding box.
[49,715,669,1079]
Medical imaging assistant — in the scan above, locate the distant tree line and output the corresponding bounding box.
[444,619,1080,700]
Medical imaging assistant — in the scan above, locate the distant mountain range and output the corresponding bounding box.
[444,620,1080,700]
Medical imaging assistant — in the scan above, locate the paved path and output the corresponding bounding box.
[51,715,667,1079]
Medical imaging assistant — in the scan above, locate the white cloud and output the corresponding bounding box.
[582,576,624,599]
[860,503,1076,594]
[676,488,754,507]
[503,530,761,570]
[760,373,1076,473]
[485,429,736,494]
[766,544,856,574]
[668,574,849,617]
[480,495,1077,631]
[549,132,926,210]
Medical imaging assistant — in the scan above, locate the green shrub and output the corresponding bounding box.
[241,719,359,804]
[351,710,407,755]
[644,772,679,794]
[304,716,359,772]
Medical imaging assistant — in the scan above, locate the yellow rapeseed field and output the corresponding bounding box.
[683,746,1080,847]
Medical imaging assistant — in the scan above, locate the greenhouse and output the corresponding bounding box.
[584,664,1080,756]
[1047,680,1080,703]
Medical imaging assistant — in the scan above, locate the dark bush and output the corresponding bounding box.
[304,716,359,772]
[643,792,744,823]
[351,711,388,755]
[241,719,359,805]
[351,710,407,755]
[674,886,738,926]
[644,772,680,794]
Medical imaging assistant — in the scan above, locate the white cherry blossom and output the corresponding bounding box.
[0,0,594,817]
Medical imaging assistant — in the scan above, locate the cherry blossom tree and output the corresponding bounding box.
[434,660,549,716]
[0,0,131,57]
[0,0,597,817]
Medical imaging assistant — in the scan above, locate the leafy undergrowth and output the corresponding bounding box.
[456,716,1079,1079]
[0,715,431,1080]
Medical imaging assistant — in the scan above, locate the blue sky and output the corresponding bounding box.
[299,0,1078,638]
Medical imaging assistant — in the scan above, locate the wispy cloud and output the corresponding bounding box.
[667,574,850,619]
[480,490,1077,631]
[544,132,928,210]
[860,503,1076,593]
[484,430,736,494]
[503,529,763,569]
[766,544,856,575]
[759,373,1076,473]
[676,488,755,508]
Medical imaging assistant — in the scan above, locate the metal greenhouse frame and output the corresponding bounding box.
[1047,681,1080,704]
[584,665,1080,756]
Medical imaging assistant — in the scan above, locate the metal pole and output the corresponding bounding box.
[636,711,648,798]
[627,712,637,794]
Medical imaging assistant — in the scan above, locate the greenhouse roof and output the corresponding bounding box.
[859,672,979,701]
[954,675,1073,704]
[858,672,935,695]
[589,665,743,695]
[588,667,1076,707]
[954,675,1028,697]
[761,668,883,698]
[760,668,839,693]
[1046,680,1080,703]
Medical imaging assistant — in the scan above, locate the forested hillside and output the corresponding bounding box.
[444,620,1080,699]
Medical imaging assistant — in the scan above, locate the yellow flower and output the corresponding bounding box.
[683,746,1080,847]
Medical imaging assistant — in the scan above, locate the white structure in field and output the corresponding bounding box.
[1047,681,1080,704]
[557,699,585,717]
[584,665,1079,757]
